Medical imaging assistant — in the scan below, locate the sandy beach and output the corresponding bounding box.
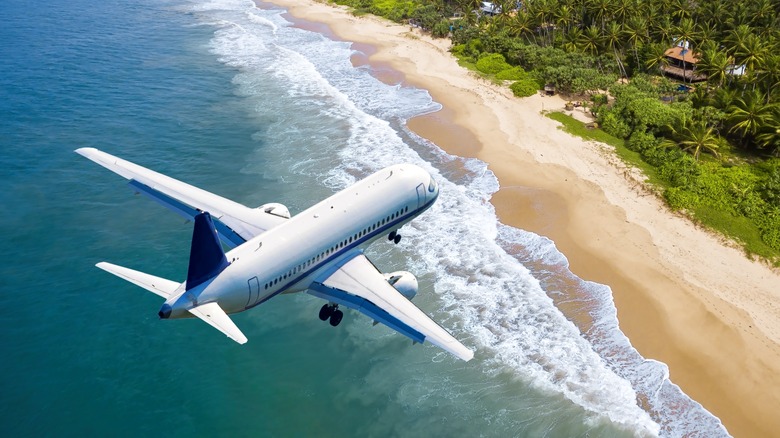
[260,1,780,435]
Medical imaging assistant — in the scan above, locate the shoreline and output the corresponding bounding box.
[260,1,780,436]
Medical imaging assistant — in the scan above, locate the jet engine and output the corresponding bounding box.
[384,271,418,300]
[258,202,291,219]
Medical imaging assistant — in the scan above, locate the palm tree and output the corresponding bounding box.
[726,3,752,28]
[756,54,780,103]
[673,18,699,83]
[645,42,670,74]
[579,25,603,57]
[673,18,698,48]
[697,48,730,88]
[696,0,727,29]
[587,0,613,30]
[727,89,778,147]
[555,4,576,35]
[713,87,738,110]
[723,25,751,59]
[669,0,692,21]
[756,111,780,154]
[613,0,633,24]
[508,10,538,45]
[666,118,722,160]
[751,0,775,31]
[604,22,627,77]
[693,21,719,52]
[563,27,584,53]
[653,17,675,46]
[735,33,769,77]
[530,0,555,46]
[624,16,649,69]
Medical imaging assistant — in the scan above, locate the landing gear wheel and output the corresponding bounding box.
[393,234,402,244]
[388,231,397,241]
[319,304,335,321]
[329,310,344,327]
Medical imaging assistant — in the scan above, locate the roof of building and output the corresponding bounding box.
[664,46,700,64]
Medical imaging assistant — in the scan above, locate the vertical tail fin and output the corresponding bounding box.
[186,212,229,290]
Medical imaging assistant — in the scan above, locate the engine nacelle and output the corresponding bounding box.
[384,271,418,300]
[257,202,291,219]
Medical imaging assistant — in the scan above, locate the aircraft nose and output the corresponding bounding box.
[158,304,172,319]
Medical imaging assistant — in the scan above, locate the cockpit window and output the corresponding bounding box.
[428,177,437,193]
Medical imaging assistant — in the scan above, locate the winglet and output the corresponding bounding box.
[186,212,229,290]
[188,302,248,344]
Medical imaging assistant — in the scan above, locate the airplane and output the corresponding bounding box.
[76,148,473,361]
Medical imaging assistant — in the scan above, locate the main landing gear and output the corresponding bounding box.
[388,230,401,244]
[319,303,343,327]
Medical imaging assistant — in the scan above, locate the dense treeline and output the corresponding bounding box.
[330,0,780,260]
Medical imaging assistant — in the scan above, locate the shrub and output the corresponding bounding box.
[627,130,659,152]
[476,53,512,75]
[510,79,539,97]
[496,66,528,81]
[431,19,451,38]
[664,186,700,210]
[600,111,631,139]
[759,210,780,251]
[641,143,681,167]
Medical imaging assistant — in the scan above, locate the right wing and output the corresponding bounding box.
[309,253,473,361]
[76,148,287,247]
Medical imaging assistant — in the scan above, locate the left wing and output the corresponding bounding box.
[308,254,473,361]
[76,148,286,247]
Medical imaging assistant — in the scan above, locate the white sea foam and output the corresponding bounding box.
[183,0,729,435]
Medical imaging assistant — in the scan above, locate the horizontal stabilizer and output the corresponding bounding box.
[96,262,180,299]
[189,302,248,344]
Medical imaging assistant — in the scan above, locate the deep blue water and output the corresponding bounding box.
[0,0,726,436]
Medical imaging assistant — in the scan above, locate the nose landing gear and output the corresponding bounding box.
[319,303,344,327]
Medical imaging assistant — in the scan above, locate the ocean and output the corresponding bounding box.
[0,0,728,436]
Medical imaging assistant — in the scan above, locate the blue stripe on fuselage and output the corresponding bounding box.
[246,195,437,309]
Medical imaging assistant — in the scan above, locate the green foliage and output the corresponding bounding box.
[545,112,625,148]
[664,186,701,210]
[641,143,681,167]
[509,79,539,97]
[627,98,691,135]
[454,38,484,62]
[600,111,632,139]
[476,53,512,75]
[340,0,780,260]
[627,130,659,152]
[495,66,528,81]
[591,93,608,107]
[759,164,780,205]
[369,0,415,22]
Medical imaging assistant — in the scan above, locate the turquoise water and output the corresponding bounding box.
[1,0,726,436]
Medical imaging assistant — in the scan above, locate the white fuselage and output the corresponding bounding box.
[163,164,439,318]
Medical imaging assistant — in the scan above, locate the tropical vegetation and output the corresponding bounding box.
[329,0,780,261]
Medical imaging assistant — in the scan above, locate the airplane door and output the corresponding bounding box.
[416,183,425,209]
[246,276,260,309]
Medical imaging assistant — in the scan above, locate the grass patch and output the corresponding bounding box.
[546,111,662,183]
[547,111,622,147]
[546,111,780,264]
[692,205,779,262]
